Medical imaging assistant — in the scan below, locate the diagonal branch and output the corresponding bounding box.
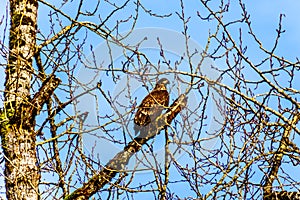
[263,113,300,199]
[28,75,61,119]
[64,94,187,200]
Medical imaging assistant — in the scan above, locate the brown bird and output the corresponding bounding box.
[134,78,170,135]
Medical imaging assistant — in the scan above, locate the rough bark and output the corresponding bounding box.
[263,191,300,200]
[0,0,39,199]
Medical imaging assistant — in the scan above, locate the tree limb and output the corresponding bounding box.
[263,114,300,199]
[27,75,61,124]
[64,94,187,200]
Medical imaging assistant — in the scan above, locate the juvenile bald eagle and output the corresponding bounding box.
[134,78,170,135]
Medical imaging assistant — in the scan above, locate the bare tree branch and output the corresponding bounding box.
[64,94,187,200]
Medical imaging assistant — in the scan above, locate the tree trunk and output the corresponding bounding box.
[0,0,39,199]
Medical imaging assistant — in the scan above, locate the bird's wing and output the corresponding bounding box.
[134,90,169,126]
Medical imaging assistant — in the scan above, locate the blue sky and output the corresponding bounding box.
[2,0,300,91]
[1,1,300,89]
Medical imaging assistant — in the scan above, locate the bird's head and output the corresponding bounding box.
[154,78,170,90]
[157,78,170,86]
